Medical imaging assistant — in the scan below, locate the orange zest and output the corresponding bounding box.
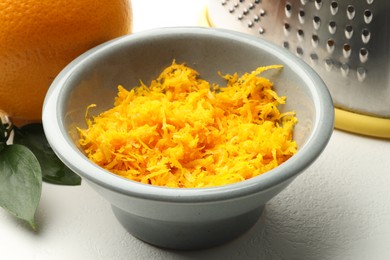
[78,61,298,188]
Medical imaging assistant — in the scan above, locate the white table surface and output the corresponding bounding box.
[1,1,390,259]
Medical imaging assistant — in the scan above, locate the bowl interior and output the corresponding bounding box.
[62,29,317,146]
[46,27,333,199]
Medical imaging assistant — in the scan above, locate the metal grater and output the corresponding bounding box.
[207,0,390,119]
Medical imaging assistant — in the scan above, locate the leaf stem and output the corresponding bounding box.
[0,113,14,145]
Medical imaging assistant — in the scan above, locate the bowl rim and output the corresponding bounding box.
[43,27,334,203]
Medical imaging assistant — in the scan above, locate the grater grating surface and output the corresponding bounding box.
[208,0,390,120]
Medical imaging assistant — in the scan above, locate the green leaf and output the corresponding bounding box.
[0,144,42,229]
[13,123,81,186]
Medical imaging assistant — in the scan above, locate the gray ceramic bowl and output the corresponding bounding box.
[42,27,334,250]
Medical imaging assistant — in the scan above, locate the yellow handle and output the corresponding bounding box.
[335,108,390,139]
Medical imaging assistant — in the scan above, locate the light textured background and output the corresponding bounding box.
[1,1,390,259]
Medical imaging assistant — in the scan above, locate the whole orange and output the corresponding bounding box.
[0,0,132,124]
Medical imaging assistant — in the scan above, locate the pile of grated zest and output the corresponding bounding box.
[78,61,298,188]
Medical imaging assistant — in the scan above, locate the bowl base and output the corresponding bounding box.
[111,205,264,250]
